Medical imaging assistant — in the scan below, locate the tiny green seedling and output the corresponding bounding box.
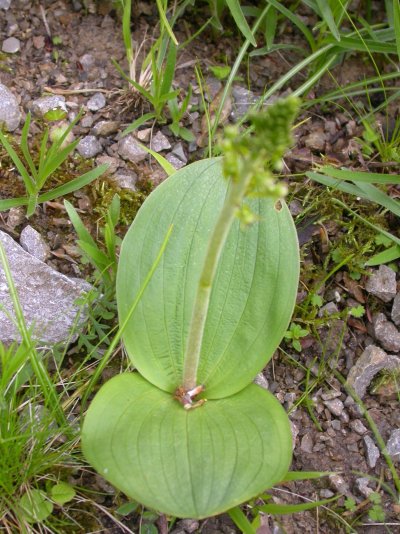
[82,97,300,518]
[0,112,108,217]
[285,322,309,352]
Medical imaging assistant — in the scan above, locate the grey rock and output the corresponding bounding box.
[323,398,344,417]
[204,77,222,100]
[81,114,94,128]
[87,92,106,111]
[79,53,95,71]
[20,226,50,262]
[350,419,368,435]
[118,135,147,163]
[365,265,397,302]
[2,36,20,53]
[0,83,21,131]
[290,421,299,450]
[329,474,354,499]
[300,433,313,453]
[92,120,119,137]
[77,135,102,158]
[373,313,400,351]
[320,489,334,498]
[110,171,138,191]
[356,477,374,498]
[231,85,257,120]
[171,142,187,163]
[318,302,339,317]
[0,230,92,345]
[331,419,341,431]
[166,153,186,170]
[321,389,341,401]
[96,155,120,174]
[386,428,400,461]
[0,0,11,9]
[31,95,67,117]
[391,293,400,326]
[150,131,171,152]
[346,345,400,398]
[363,435,380,468]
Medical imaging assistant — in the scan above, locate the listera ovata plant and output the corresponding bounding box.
[82,96,300,519]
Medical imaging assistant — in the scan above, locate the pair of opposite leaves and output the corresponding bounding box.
[82,158,299,519]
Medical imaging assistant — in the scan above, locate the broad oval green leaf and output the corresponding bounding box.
[117,158,299,398]
[81,373,292,519]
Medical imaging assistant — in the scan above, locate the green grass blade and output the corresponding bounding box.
[226,0,257,46]
[306,171,365,196]
[155,0,178,45]
[64,199,99,250]
[319,165,400,184]
[39,140,80,186]
[160,42,177,97]
[122,0,133,64]
[227,506,256,534]
[365,244,400,266]
[316,0,341,41]
[394,0,400,61]
[38,129,49,178]
[281,471,335,482]
[266,0,315,50]
[259,495,340,514]
[38,163,108,203]
[121,112,156,137]
[20,113,38,181]
[136,142,176,175]
[77,241,112,270]
[0,197,28,211]
[26,194,38,218]
[0,131,35,195]
[355,181,400,217]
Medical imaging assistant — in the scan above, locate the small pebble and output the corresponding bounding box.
[2,36,20,53]
[150,131,171,152]
[350,419,368,435]
[87,92,106,111]
[96,155,120,174]
[373,312,400,352]
[363,435,380,468]
[365,265,397,303]
[81,114,94,128]
[323,399,344,417]
[386,428,400,461]
[110,171,138,191]
[391,293,400,326]
[356,477,374,498]
[254,372,269,390]
[0,82,21,131]
[77,135,102,158]
[20,225,50,262]
[136,128,152,142]
[118,135,147,163]
[79,53,95,71]
[0,0,11,9]
[92,120,119,136]
[166,153,185,170]
[171,142,187,164]
[31,95,67,117]
[300,433,313,453]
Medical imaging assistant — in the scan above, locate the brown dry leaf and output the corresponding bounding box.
[343,272,365,303]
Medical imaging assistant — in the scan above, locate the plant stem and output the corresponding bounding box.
[182,172,251,391]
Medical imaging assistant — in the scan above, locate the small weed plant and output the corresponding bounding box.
[0,112,108,217]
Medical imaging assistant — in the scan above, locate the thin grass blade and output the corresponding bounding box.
[38,163,108,203]
[0,131,35,195]
[226,0,257,46]
[20,113,38,181]
[316,0,341,41]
